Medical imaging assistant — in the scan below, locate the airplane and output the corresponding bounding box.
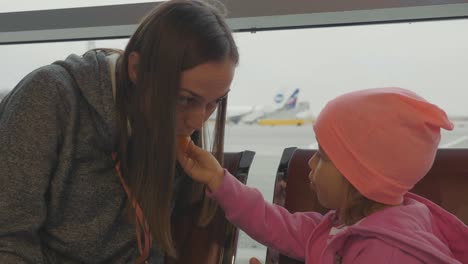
[224,105,256,124]
[220,88,301,125]
[240,88,300,124]
[257,101,315,126]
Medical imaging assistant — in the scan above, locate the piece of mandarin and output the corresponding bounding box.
[177,136,191,154]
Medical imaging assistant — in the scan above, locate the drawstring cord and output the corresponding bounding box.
[113,154,151,264]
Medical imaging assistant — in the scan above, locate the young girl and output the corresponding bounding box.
[0,0,237,263]
[178,87,468,263]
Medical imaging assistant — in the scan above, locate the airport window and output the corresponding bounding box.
[1,18,467,263]
[1,1,167,13]
[224,19,468,262]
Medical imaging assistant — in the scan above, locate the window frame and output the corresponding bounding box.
[1,1,468,44]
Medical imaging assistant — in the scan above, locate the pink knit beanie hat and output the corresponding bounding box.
[313,87,454,205]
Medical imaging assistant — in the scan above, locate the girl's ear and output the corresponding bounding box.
[128,51,140,83]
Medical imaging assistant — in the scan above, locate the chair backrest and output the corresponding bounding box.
[266,147,468,264]
[411,149,468,223]
[166,150,255,264]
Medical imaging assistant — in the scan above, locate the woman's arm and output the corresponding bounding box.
[0,68,65,263]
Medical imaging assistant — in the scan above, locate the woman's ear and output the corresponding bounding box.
[128,51,140,83]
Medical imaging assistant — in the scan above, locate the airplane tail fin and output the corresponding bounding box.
[283,88,299,109]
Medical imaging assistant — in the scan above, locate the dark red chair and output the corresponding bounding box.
[266,147,468,264]
[166,150,255,264]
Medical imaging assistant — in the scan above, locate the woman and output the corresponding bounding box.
[0,0,238,263]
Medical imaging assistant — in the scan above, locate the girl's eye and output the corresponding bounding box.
[316,152,324,161]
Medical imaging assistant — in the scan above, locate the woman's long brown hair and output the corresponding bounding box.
[114,0,238,257]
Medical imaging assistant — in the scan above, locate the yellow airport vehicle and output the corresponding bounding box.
[257,118,314,126]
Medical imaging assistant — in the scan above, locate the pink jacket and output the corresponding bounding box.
[209,171,468,263]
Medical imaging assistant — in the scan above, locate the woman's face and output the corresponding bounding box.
[176,59,235,136]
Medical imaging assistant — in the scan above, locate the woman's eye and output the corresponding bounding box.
[178,96,194,106]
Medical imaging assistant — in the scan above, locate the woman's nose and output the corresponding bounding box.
[185,107,207,130]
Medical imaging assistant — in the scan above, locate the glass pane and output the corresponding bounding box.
[0,41,87,94]
[226,19,468,263]
[1,1,167,13]
[0,39,126,96]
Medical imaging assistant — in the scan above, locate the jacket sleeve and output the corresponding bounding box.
[208,170,323,260]
[0,68,65,263]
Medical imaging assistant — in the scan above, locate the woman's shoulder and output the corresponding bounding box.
[7,50,109,107]
[0,59,96,127]
[3,64,74,108]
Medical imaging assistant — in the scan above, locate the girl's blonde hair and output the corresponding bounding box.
[339,179,389,225]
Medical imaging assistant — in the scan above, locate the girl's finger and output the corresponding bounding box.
[249,258,262,264]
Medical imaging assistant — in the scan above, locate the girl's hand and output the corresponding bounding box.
[176,137,224,192]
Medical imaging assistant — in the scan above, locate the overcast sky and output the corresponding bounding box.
[1,16,467,116]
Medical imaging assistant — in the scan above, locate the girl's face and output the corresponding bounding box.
[176,59,235,136]
[308,144,347,209]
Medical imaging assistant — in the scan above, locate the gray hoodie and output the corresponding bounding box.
[0,50,164,263]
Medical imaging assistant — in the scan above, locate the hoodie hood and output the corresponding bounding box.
[326,193,467,263]
[405,193,468,262]
[53,50,118,151]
